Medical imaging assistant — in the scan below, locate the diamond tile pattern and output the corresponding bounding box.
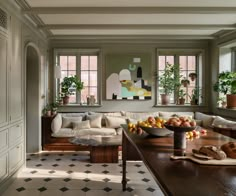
[2,151,164,196]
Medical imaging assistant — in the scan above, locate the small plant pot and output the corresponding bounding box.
[51,110,57,116]
[63,96,70,105]
[226,94,236,109]
[190,99,198,105]
[178,98,185,105]
[45,110,51,117]
[161,94,170,105]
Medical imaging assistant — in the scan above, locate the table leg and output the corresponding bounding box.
[122,130,127,191]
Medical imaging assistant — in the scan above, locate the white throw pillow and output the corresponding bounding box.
[87,115,102,128]
[124,112,159,120]
[51,114,62,133]
[105,116,127,128]
[212,116,236,128]
[73,120,91,130]
[195,112,215,128]
[62,116,82,128]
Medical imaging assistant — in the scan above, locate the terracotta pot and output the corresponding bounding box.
[63,96,70,105]
[226,94,236,109]
[190,99,198,105]
[161,94,170,105]
[46,110,51,117]
[190,75,196,81]
[178,98,185,105]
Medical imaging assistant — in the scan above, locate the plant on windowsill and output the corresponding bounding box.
[177,89,186,105]
[181,78,190,87]
[213,71,236,109]
[50,102,59,115]
[189,72,197,81]
[189,88,201,105]
[158,63,181,105]
[42,104,52,117]
[60,75,84,105]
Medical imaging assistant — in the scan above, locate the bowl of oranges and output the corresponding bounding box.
[137,117,172,136]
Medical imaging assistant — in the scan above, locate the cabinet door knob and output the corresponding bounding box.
[16,125,20,127]
[17,146,20,149]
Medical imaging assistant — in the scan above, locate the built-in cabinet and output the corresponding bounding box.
[0,35,8,128]
[0,8,25,191]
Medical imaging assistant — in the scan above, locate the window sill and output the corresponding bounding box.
[216,107,236,111]
[59,104,102,107]
[154,104,206,107]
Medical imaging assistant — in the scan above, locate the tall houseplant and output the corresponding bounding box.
[60,75,84,104]
[213,71,236,108]
[158,63,181,105]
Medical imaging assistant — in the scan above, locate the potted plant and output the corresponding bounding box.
[189,88,200,105]
[42,104,52,116]
[50,102,59,115]
[189,73,197,81]
[178,89,186,105]
[213,71,236,108]
[217,96,227,108]
[181,78,190,87]
[60,75,84,105]
[158,63,181,105]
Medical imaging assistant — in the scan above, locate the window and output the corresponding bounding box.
[54,49,100,105]
[157,50,203,105]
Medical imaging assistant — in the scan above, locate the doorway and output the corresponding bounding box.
[26,45,41,153]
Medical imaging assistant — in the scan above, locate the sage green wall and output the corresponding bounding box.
[50,41,211,113]
[210,32,236,118]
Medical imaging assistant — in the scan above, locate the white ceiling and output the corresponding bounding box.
[17,0,236,39]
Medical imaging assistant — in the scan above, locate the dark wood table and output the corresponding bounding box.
[121,125,236,196]
[70,135,121,163]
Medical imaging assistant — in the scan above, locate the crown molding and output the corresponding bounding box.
[39,24,236,31]
[48,34,214,41]
[15,0,52,36]
[24,7,236,14]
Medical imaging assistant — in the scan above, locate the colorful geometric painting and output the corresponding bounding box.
[106,53,152,100]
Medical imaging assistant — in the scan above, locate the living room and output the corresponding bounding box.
[0,0,236,195]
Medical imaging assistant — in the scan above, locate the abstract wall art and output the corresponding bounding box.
[105,53,152,100]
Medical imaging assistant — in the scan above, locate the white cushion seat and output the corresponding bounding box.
[74,128,117,136]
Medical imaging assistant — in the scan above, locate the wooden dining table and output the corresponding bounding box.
[121,125,236,196]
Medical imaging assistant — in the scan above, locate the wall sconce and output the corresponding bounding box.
[54,65,61,78]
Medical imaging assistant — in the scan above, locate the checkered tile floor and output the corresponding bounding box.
[2,151,164,196]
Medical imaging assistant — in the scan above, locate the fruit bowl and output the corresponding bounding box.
[140,126,172,137]
[164,124,196,132]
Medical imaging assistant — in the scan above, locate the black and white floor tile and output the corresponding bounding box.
[2,151,164,196]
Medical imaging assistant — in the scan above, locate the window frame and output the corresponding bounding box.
[155,48,205,106]
[53,48,101,106]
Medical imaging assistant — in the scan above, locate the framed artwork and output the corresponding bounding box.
[105,53,152,100]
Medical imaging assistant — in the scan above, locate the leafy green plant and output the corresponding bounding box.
[42,104,51,115]
[213,71,236,95]
[189,88,201,105]
[158,63,181,95]
[50,102,59,111]
[60,75,84,97]
[178,89,186,99]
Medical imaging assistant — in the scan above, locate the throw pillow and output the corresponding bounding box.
[87,115,102,128]
[195,112,215,128]
[124,112,159,121]
[73,120,91,130]
[62,116,82,128]
[212,116,236,128]
[51,114,62,133]
[105,116,127,129]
